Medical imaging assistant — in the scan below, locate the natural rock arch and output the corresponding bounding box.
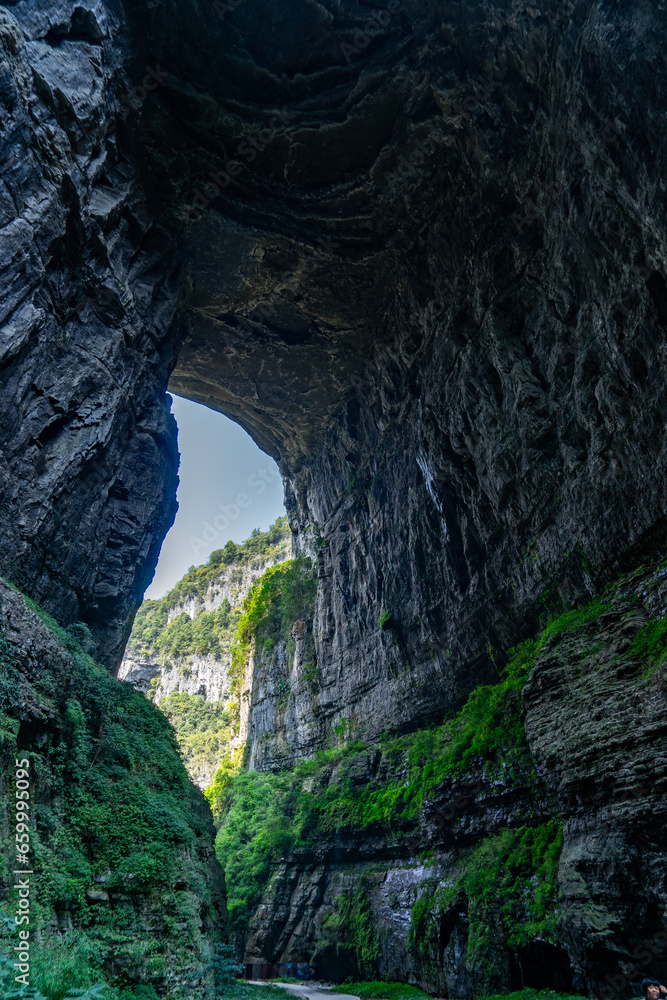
[1,0,665,738]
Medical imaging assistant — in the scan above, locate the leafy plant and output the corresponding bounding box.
[629,615,667,676]
[0,952,109,999]
[0,587,222,997]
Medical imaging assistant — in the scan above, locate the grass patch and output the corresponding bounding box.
[217,984,288,1000]
[331,983,430,999]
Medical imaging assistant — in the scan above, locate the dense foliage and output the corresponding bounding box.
[229,558,318,701]
[0,586,223,999]
[126,517,290,663]
[159,692,231,785]
[629,613,667,676]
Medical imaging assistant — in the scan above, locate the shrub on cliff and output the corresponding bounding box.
[0,583,225,999]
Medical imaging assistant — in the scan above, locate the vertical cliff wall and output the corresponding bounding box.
[1,0,665,729]
[0,1,180,671]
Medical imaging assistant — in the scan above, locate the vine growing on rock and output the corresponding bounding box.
[229,556,318,710]
[408,821,564,973]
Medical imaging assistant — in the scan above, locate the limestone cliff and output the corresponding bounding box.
[119,517,290,707]
[237,559,667,998]
[1,0,665,749]
[117,518,291,793]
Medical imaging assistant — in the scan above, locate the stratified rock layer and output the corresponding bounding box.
[3,0,665,734]
[244,562,667,999]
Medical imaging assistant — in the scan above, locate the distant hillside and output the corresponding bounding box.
[119,515,291,787]
[126,514,291,663]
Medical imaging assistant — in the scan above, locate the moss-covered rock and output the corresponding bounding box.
[0,580,227,999]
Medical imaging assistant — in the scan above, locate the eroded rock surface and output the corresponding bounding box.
[2,0,666,736]
[1,1,667,995]
[0,2,181,670]
[244,563,667,998]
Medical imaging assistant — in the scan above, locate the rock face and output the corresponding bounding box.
[0,1,180,671]
[121,649,233,702]
[119,535,290,703]
[2,0,666,740]
[243,562,667,999]
[0,578,227,995]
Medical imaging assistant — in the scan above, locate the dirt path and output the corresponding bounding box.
[248,981,361,1000]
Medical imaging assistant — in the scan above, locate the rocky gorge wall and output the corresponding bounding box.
[119,531,290,703]
[1,0,665,749]
[236,560,667,998]
[0,0,181,672]
[0,578,227,997]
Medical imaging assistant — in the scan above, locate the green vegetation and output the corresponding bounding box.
[378,611,392,631]
[163,518,288,612]
[210,769,294,934]
[159,692,231,784]
[211,593,615,948]
[0,585,223,998]
[126,516,290,661]
[133,600,238,664]
[409,821,563,971]
[230,557,318,698]
[210,639,541,937]
[217,984,286,1000]
[330,983,430,1000]
[320,880,381,978]
[0,951,108,999]
[629,614,667,676]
